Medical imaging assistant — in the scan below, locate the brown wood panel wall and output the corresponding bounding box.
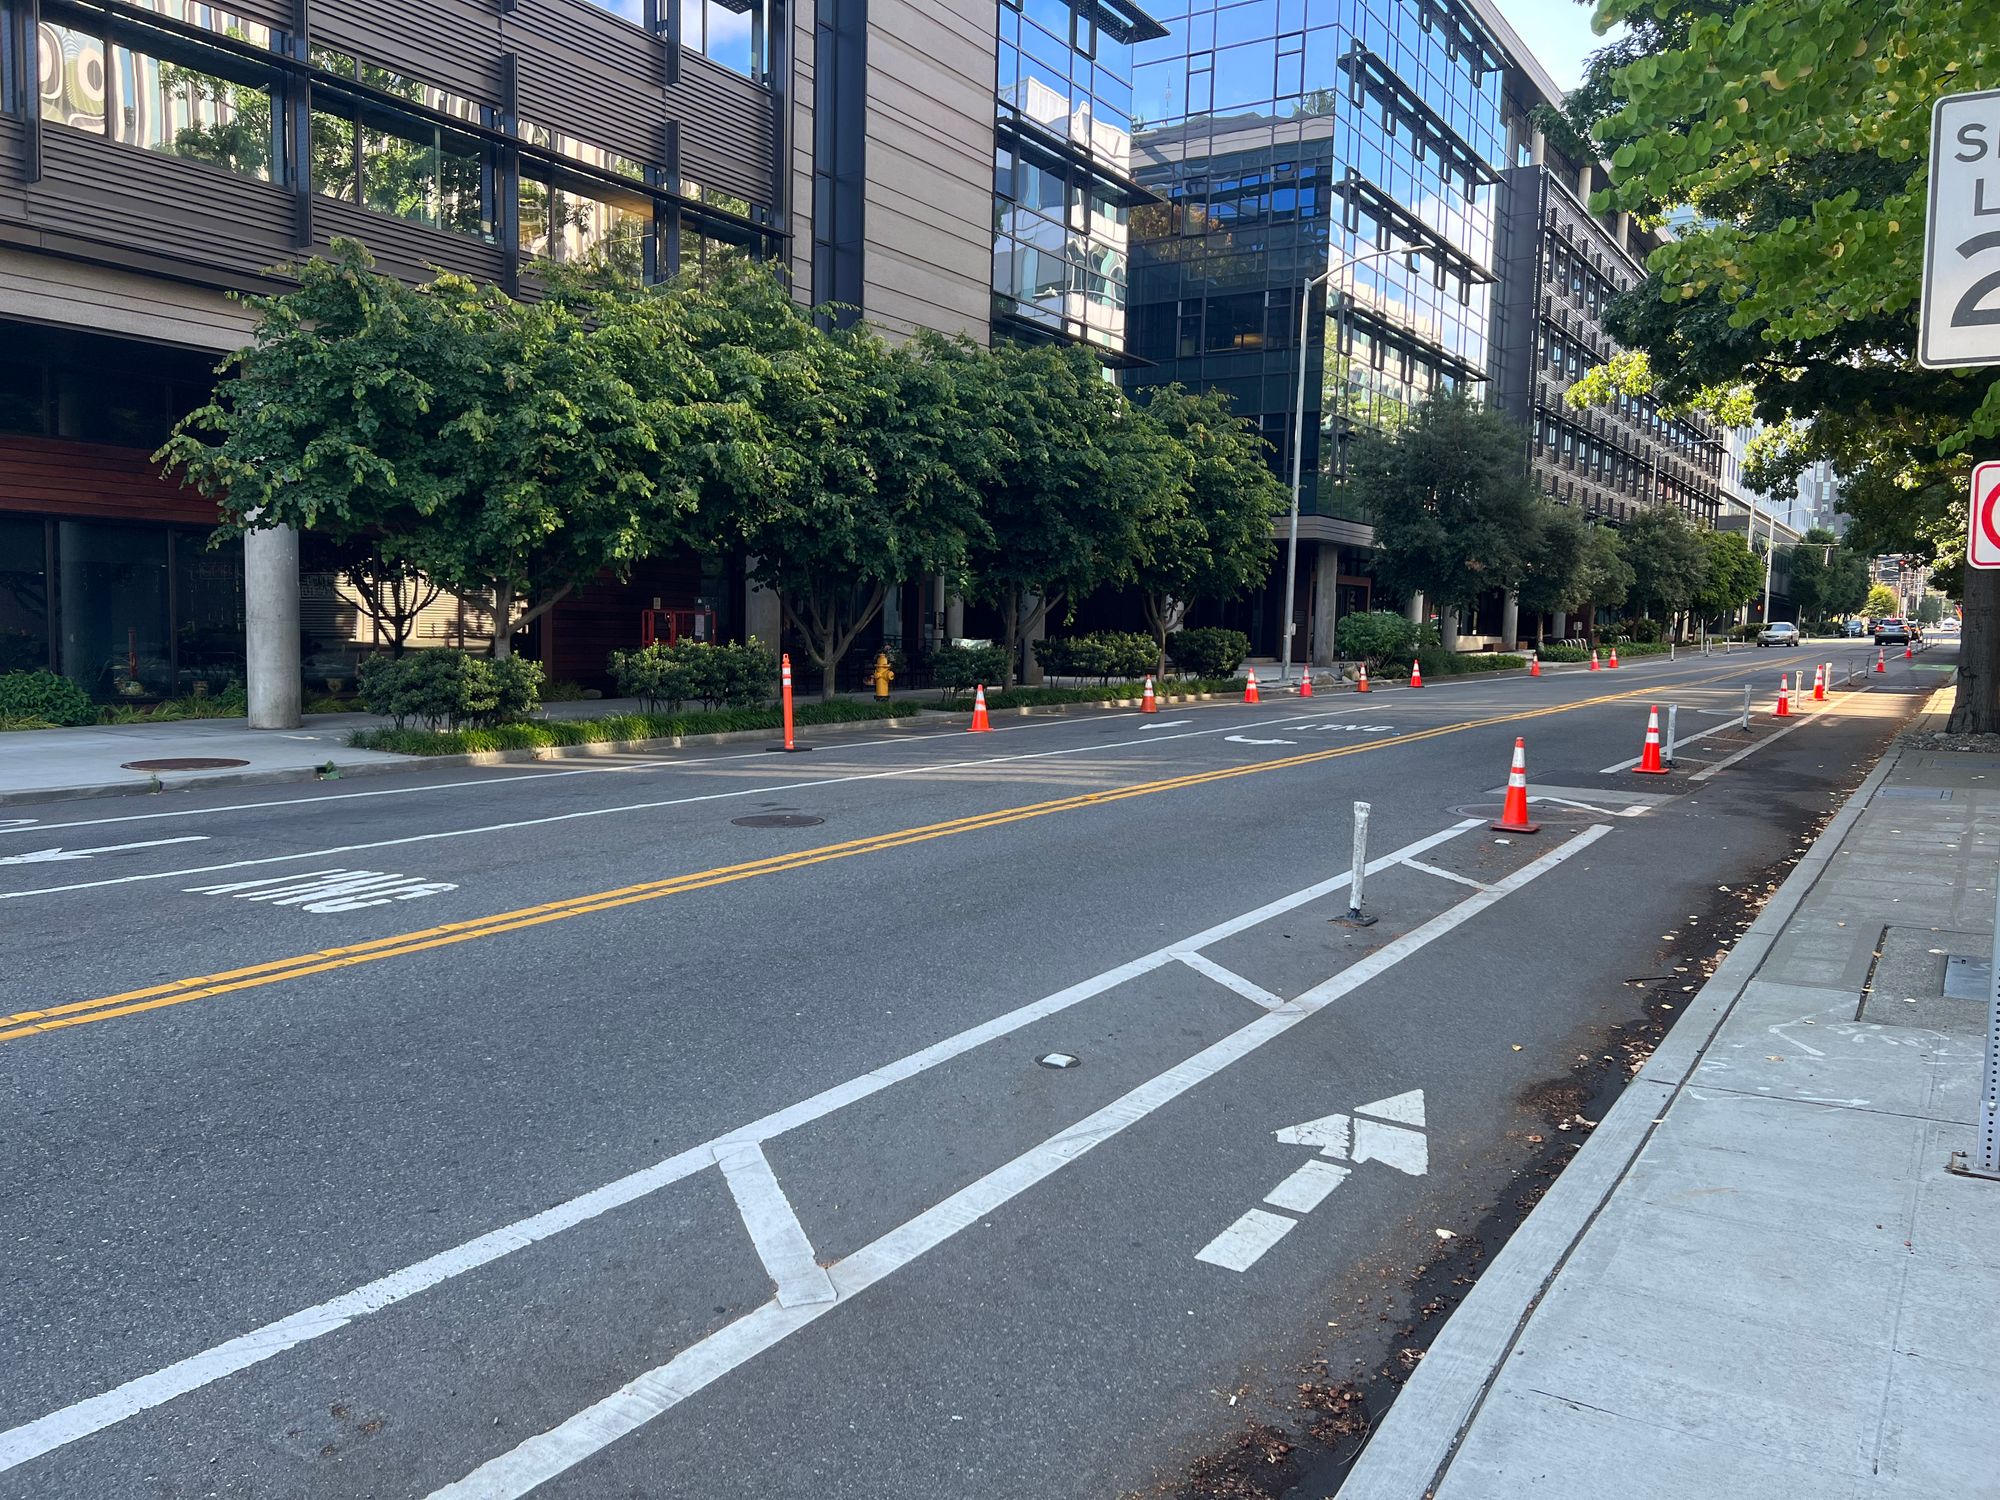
[30,129,295,271]
[0,436,217,526]
[311,198,509,285]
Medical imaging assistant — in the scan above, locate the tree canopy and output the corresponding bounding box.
[1352,388,1539,616]
[1621,506,1708,622]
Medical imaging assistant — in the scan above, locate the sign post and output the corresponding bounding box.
[1920,88,2000,370]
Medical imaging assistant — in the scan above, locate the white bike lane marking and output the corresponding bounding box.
[0,817,1491,1476]
[427,827,1609,1500]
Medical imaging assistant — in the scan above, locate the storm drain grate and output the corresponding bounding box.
[1877,786,1953,800]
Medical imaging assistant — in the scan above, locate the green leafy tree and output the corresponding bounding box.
[1918,594,1945,625]
[1575,521,1635,644]
[1692,527,1765,625]
[1561,0,1998,725]
[1130,386,1286,673]
[961,343,1174,687]
[1620,507,1708,626]
[1353,389,1539,620]
[1516,499,1590,646]
[160,241,739,658]
[1866,583,1902,618]
[738,326,987,699]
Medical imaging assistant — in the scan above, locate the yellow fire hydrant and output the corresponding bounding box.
[872,651,896,701]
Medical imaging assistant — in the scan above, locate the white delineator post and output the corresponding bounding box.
[1665,703,1679,766]
[1346,800,1374,925]
[1741,683,1752,732]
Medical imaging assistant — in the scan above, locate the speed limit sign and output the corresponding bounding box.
[1971,461,2000,569]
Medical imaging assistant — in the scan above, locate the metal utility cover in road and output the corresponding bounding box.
[1969,461,2000,569]
[1920,88,2000,369]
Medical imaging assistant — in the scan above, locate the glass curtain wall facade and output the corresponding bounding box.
[992,0,1165,354]
[1127,0,1504,511]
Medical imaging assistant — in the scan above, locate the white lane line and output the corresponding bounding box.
[1689,684,1872,783]
[1399,859,1492,892]
[715,1144,836,1308]
[0,707,1396,903]
[0,819,1480,1476]
[1194,1210,1299,1271]
[1174,951,1287,1011]
[1598,716,1743,773]
[427,824,1614,1500]
[1263,1159,1352,1214]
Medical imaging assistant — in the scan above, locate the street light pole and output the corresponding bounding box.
[1280,244,1415,684]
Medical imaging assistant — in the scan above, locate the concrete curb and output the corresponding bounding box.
[1333,683,1921,1500]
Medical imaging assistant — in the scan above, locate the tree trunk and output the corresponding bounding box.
[1949,564,1998,733]
[999,597,1021,690]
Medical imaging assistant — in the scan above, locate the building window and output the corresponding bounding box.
[41,6,278,182]
[311,54,490,238]
[680,0,767,79]
[520,172,654,280]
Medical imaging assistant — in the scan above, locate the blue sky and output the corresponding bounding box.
[1490,0,1624,92]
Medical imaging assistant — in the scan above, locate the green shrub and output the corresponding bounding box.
[1166,627,1250,677]
[1337,610,1418,666]
[1415,648,1527,677]
[0,670,95,727]
[357,649,542,730]
[1535,643,1588,662]
[931,642,1010,698]
[607,640,775,712]
[349,697,910,755]
[1621,617,1665,643]
[1033,630,1155,681]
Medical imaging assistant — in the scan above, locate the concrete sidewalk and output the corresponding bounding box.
[1339,683,2000,1500]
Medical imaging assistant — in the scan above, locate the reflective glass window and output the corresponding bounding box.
[0,518,50,675]
[681,0,765,78]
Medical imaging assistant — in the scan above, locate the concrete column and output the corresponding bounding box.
[744,556,781,647]
[1021,591,1046,684]
[1501,592,1520,652]
[1551,610,1566,642]
[945,593,964,641]
[1405,590,1425,626]
[1440,608,1459,653]
[245,523,301,730]
[1530,129,1546,166]
[1310,544,1341,664]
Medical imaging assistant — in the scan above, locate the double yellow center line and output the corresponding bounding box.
[0,664,1778,1046]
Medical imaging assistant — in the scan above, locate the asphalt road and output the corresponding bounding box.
[0,643,1946,1499]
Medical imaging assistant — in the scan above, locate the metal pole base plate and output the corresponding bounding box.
[765,746,815,753]
[1331,909,1378,928]
[1946,1151,2000,1183]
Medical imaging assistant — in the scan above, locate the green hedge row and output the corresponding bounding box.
[1417,649,1527,676]
[349,698,912,755]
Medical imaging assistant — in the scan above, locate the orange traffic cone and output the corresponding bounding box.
[1243,670,1260,705]
[1875,648,1886,674]
[1775,673,1792,718]
[1529,652,1541,677]
[1608,647,1621,669]
[1589,649,1600,671]
[1812,663,1826,702]
[1634,705,1669,774]
[1356,663,1371,693]
[1492,737,1540,833]
[1141,675,1158,714]
[1410,659,1424,689]
[1299,671,1314,698]
[1904,643,1913,660]
[969,683,992,732]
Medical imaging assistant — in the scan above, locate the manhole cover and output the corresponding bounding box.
[121,758,250,771]
[730,812,825,828]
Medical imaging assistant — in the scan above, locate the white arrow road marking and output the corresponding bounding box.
[1194,1209,1298,1272]
[1354,1090,1426,1126]
[1224,734,1298,745]
[1138,719,1193,728]
[1274,1113,1352,1153]
[1351,1118,1428,1176]
[0,836,208,866]
[1263,1159,1351,1213]
[1204,1089,1430,1272]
